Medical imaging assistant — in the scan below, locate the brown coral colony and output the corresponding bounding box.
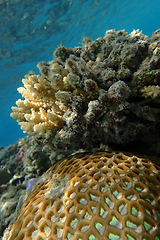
[10,29,160,152]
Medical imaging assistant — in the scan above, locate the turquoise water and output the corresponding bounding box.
[0,0,160,146]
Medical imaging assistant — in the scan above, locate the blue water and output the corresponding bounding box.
[0,0,160,146]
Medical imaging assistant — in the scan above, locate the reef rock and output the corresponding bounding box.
[11,29,160,154]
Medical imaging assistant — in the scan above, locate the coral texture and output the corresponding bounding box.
[11,29,160,150]
[11,71,66,137]
[140,85,160,98]
[8,152,160,239]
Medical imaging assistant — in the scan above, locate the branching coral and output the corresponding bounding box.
[11,73,65,137]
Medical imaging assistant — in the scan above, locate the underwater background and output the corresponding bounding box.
[0,0,160,146]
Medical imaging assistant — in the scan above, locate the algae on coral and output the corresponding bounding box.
[11,29,160,155]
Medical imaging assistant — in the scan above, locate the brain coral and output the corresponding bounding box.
[8,152,160,239]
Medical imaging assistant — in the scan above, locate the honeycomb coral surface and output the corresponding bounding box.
[8,152,160,240]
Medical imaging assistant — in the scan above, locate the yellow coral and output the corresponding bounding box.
[140,85,160,98]
[8,152,160,239]
[10,73,66,137]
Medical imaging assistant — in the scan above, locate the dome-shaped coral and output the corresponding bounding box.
[8,152,160,239]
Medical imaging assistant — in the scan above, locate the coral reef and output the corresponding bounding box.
[7,152,160,239]
[5,28,160,239]
[0,137,51,237]
[10,29,160,154]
